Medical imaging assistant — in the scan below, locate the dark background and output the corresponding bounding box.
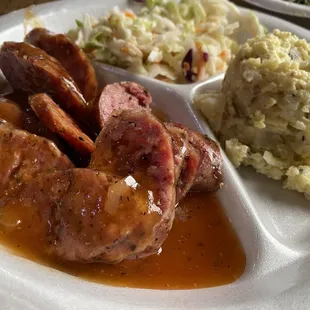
[0,0,308,28]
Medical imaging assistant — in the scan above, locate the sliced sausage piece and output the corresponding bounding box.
[0,96,60,144]
[0,119,73,196]
[0,97,26,128]
[89,109,175,259]
[1,168,173,263]
[25,28,98,103]
[0,71,12,96]
[0,42,88,123]
[95,82,152,128]
[176,142,201,203]
[165,122,203,203]
[165,122,189,182]
[175,124,223,192]
[29,93,95,155]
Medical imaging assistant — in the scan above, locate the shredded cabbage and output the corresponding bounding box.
[68,0,264,83]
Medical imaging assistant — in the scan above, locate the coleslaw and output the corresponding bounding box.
[68,0,265,83]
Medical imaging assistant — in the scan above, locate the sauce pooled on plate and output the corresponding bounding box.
[0,192,245,289]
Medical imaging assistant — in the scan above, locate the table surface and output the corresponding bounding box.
[0,0,309,29]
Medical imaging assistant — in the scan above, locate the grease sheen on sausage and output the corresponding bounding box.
[0,119,73,196]
[29,93,95,155]
[25,28,98,103]
[0,42,88,123]
[90,109,176,259]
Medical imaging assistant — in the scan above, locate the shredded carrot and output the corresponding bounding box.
[196,22,204,33]
[121,46,129,53]
[195,41,202,51]
[124,10,136,19]
[195,41,206,81]
[220,50,227,59]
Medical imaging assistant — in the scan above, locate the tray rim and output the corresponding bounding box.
[0,1,310,309]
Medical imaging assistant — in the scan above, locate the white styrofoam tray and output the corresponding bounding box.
[243,0,310,18]
[0,1,310,309]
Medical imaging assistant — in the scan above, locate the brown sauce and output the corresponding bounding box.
[0,192,245,289]
[152,106,170,122]
[0,91,244,289]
